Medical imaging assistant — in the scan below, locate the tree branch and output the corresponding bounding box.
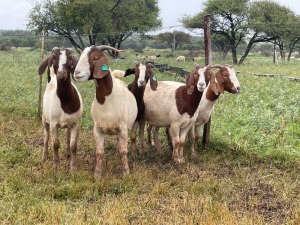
[110,0,122,12]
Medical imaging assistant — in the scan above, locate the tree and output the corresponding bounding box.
[211,34,231,59]
[181,0,300,64]
[239,1,299,64]
[156,31,191,52]
[27,0,161,55]
[181,0,250,64]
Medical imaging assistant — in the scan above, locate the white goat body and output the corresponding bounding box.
[176,56,185,61]
[38,47,83,172]
[143,66,209,163]
[74,45,137,179]
[189,65,241,155]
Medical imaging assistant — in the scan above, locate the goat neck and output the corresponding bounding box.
[95,71,113,105]
[175,66,207,117]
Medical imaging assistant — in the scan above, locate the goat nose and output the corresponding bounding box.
[139,80,145,86]
[236,86,241,92]
[74,70,80,75]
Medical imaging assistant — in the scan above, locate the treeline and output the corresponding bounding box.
[0,30,203,52]
[1,29,298,61]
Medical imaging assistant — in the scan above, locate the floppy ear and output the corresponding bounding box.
[71,56,78,71]
[150,73,158,91]
[216,74,225,94]
[93,55,109,79]
[186,71,196,95]
[38,57,51,75]
[210,73,219,96]
[124,68,135,77]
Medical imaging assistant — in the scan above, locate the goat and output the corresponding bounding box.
[147,55,157,60]
[143,65,210,163]
[121,63,157,157]
[176,56,185,61]
[38,47,83,172]
[149,65,241,157]
[189,64,241,156]
[192,56,202,61]
[73,45,137,179]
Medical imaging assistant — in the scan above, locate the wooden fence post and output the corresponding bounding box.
[202,15,212,147]
[37,30,45,120]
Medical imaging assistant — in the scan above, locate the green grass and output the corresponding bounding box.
[0,48,300,224]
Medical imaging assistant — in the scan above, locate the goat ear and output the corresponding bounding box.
[210,73,219,96]
[38,57,50,75]
[124,68,135,77]
[186,71,195,95]
[71,56,78,71]
[150,74,158,91]
[217,75,225,94]
[93,55,109,79]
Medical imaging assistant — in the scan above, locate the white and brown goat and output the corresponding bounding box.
[121,63,157,156]
[38,47,83,172]
[143,65,210,164]
[189,64,240,155]
[73,45,137,179]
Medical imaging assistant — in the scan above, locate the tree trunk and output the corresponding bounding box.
[238,33,258,65]
[231,47,238,64]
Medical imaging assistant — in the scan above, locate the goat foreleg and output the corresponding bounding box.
[69,125,79,172]
[118,126,130,176]
[43,120,50,162]
[50,124,60,169]
[65,128,71,159]
[94,127,104,179]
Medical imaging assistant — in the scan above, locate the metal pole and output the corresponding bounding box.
[37,30,45,120]
[202,15,212,147]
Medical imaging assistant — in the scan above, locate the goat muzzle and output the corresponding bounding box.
[57,71,67,80]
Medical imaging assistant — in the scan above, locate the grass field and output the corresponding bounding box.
[0,48,300,224]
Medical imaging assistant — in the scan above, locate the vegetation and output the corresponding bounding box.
[27,0,161,55]
[181,0,300,64]
[156,31,192,52]
[0,48,300,224]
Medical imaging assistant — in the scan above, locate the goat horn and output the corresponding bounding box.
[211,64,225,69]
[97,45,124,53]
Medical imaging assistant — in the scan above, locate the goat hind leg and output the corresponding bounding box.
[189,125,196,157]
[169,125,180,164]
[138,119,145,154]
[153,126,162,155]
[130,122,138,158]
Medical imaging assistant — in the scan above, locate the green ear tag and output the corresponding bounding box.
[102,64,109,71]
[152,75,157,81]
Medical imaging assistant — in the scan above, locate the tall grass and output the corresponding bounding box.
[0,48,300,224]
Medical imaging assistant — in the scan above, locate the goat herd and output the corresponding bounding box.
[38,45,241,179]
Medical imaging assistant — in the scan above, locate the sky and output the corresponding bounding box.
[0,0,299,31]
